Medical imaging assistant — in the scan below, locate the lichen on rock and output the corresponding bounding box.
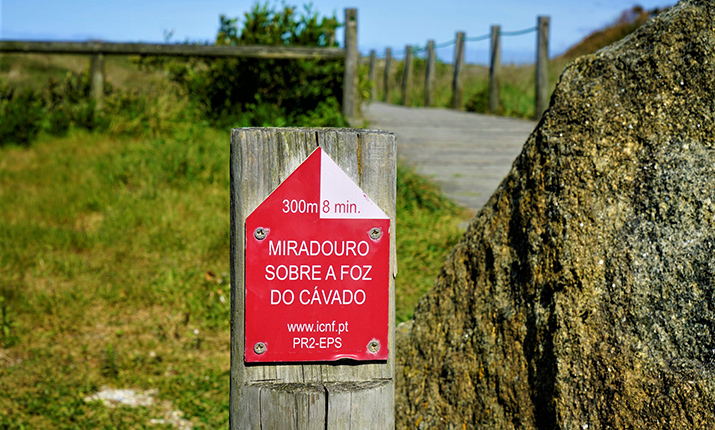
[396,0,715,428]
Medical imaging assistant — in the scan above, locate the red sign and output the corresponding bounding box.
[245,147,390,363]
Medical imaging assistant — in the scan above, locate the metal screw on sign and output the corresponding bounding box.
[254,342,266,354]
[254,227,267,240]
[369,227,382,240]
[367,340,380,354]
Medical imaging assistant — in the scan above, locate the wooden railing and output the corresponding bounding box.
[0,8,359,120]
[365,16,550,121]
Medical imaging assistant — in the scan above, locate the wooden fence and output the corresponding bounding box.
[366,16,550,121]
[0,8,359,120]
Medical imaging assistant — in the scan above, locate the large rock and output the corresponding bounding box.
[396,1,715,428]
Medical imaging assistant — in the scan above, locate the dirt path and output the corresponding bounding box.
[363,102,537,212]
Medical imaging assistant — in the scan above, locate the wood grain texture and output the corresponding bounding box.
[535,16,550,121]
[342,9,358,120]
[363,102,536,212]
[401,45,413,106]
[424,40,436,107]
[383,48,392,103]
[451,32,465,110]
[230,128,396,429]
[489,25,502,113]
[325,381,393,429]
[368,50,377,102]
[0,40,344,59]
[90,53,104,109]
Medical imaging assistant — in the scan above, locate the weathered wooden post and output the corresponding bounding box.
[230,128,397,429]
[384,48,392,103]
[535,16,550,121]
[424,40,436,107]
[368,49,377,102]
[401,45,413,106]
[342,8,358,121]
[90,53,105,110]
[489,25,501,113]
[451,31,465,110]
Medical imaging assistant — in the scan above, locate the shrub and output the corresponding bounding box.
[164,2,345,127]
[465,86,490,114]
[0,81,44,146]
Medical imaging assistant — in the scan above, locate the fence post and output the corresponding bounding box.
[451,31,465,110]
[369,49,377,102]
[384,47,392,103]
[90,53,105,110]
[229,128,397,430]
[342,8,358,121]
[535,16,550,121]
[425,40,436,107]
[402,45,413,106]
[489,25,501,113]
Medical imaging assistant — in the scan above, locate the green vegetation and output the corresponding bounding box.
[0,2,347,148]
[369,5,667,119]
[372,52,558,119]
[0,115,466,428]
[4,2,658,426]
[396,165,467,321]
[142,2,345,128]
[0,2,468,425]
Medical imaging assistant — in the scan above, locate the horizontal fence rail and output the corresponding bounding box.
[0,40,345,59]
[0,8,358,119]
[366,16,550,121]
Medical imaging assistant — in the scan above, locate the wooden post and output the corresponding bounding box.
[384,47,392,103]
[90,53,105,110]
[424,40,436,107]
[489,25,501,113]
[451,31,465,110]
[401,45,413,106]
[230,128,397,430]
[342,8,358,121]
[535,16,550,121]
[368,49,377,102]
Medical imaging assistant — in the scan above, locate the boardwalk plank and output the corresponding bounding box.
[364,102,536,212]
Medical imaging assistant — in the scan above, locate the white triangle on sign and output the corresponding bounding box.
[319,150,389,219]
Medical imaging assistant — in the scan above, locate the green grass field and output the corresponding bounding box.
[0,69,466,426]
[0,8,645,421]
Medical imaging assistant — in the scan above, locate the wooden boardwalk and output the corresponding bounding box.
[363,102,537,213]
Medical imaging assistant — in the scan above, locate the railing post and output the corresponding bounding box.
[368,49,377,102]
[451,31,465,110]
[489,25,501,113]
[384,47,392,103]
[425,40,436,107]
[535,16,550,121]
[401,45,413,106]
[342,8,358,121]
[229,128,397,430]
[90,53,105,110]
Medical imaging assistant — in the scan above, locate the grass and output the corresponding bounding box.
[0,8,656,420]
[0,53,169,92]
[0,126,232,428]
[366,5,665,120]
[369,56,561,119]
[0,108,467,426]
[395,165,468,321]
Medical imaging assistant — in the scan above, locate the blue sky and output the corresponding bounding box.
[1,0,674,63]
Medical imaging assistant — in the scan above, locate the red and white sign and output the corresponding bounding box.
[245,147,390,363]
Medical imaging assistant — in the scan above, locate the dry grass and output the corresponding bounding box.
[0,53,167,91]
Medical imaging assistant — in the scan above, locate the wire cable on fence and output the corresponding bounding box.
[499,26,538,36]
[368,24,537,58]
[465,33,491,42]
[434,39,457,49]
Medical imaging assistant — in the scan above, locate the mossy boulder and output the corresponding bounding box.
[396,0,715,428]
